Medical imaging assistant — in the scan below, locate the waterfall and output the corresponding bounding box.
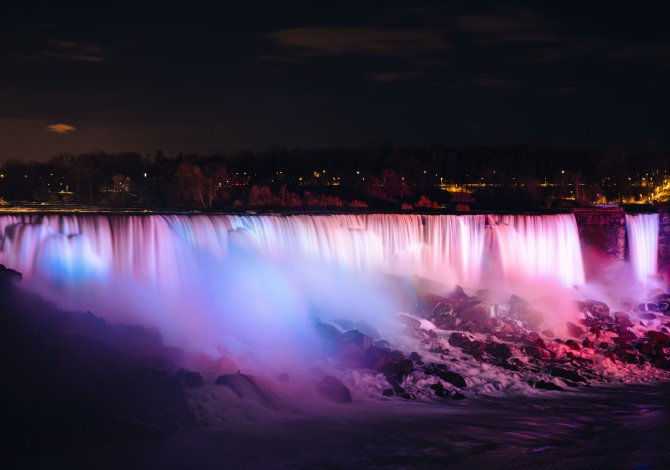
[625,213,659,283]
[489,214,585,287]
[0,213,588,290]
[0,213,591,363]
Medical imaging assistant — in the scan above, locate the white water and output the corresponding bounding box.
[0,213,586,290]
[626,213,659,283]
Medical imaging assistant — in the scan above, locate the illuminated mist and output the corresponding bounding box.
[0,213,660,374]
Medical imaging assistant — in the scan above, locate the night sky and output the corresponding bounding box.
[2,2,669,160]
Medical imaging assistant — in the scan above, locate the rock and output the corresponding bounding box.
[423,364,467,388]
[565,339,581,351]
[566,322,585,338]
[314,322,342,346]
[447,285,467,302]
[316,376,352,404]
[429,382,449,398]
[215,374,277,408]
[490,342,513,359]
[639,313,657,320]
[431,302,455,329]
[354,321,380,339]
[0,264,22,284]
[381,358,414,384]
[521,345,553,360]
[409,351,423,362]
[113,367,194,429]
[541,329,555,338]
[460,303,491,331]
[339,342,366,368]
[364,345,393,370]
[582,338,593,348]
[585,299,610,319]
[653,293,670,304]
[647,331,670,346]
[183,371,204,388]
[653,356,670,370]
[108,324,165,359]
[613,329,636,345]
[382,388,394,397]
[551,367,586,383]
[342,330,373,351]
[613,311,633,328]
[448,332,471,348]
[533,380,564,391]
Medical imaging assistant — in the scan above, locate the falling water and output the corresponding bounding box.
[489,214,585,287]
[0,213,590,368]
[626,213,659,283]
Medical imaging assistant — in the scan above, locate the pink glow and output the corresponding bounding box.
[0,213,655,371]
[626,213,659,283]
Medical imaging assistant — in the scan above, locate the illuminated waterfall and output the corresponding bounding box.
[625,213,659,283]
[489,214,586,287]
[0,213,593,363]
[0,213,589,290]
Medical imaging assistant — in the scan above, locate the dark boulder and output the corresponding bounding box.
[0,264,22,284]
[429,382,449,398]
[448,332,471,348]
[215,373,277,408]
[566,322,585,338]
[342,330,373,351]
[490,342,513,359]
[613,311,633,328]
[521,345,553,360]
[639,313,657,320]
[316,375,352,404]
[550,367,586,383]
[647,331,670,346]
[184,371,204,388]
[533,380,564,391]
[564,339,581,351]
[423,363,467,388]
[585,300,610,319]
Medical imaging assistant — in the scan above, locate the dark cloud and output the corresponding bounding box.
[368,71,423,82]
[453,9,565,44]
[472,76,522,89]
[33,40,107,62]
[266,26,447,59]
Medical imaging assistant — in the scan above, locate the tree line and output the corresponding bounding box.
[0,141,668,210]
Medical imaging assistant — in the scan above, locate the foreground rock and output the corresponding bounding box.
[215,373,278,408]
[316,376,353,404]
[0,269,194,462]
